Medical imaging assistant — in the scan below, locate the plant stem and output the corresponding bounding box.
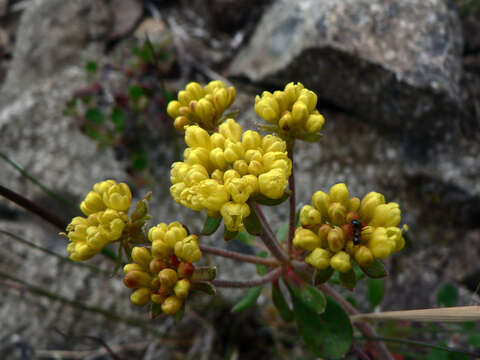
[291,261,394,360]
[199,244,278,267]
[254,204,289,264]
[287,140,296,258]
[212,268,281,288]
[0,270,164,336]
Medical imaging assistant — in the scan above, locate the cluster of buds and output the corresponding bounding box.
[167,81,236,132]
[123,222,201,316]
[294,183,405,273]
[170,119,292,231]
[65,180,132,261]
[255,82,325,137]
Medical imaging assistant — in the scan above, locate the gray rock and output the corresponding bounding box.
[4,0,110,91]
[109,0,144,40]
[230,0,466,139]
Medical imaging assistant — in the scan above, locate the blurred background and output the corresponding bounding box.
[0,0,479,359]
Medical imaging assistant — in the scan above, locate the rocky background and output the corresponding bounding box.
[0,0,479,359]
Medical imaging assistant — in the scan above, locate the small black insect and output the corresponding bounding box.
[351,219,362,245]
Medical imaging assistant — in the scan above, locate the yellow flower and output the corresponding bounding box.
[258,168,288,199]
[300,205,322,226]
[161,296,183,315]
[293,228,321,251]
[220,202,250,232]
[305,248,331,270]
[174,235,202,263]
[330,251,352,273]
[255,82,325,138]
[167,81,236,131]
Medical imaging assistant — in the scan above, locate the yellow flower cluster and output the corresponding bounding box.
[167,81,236,131]
[65,180,132,261]
[255,82,325,136]
[123,222,201,315]
[170,119,292,231]
[294,183,405,273]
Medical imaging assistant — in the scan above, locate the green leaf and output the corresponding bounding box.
[296,132,323,142]
[224,226,238,241]
[85,125,101,140]
[299,285,327,315]
[272,281,294,322]
[192,266,217,282]
[111,107,125,132]
[236,230,254,245]
[256,250,268,275]
[276,222,289,243]
[244,204,262,236]
[339,269,357,290]
[85,108,105,124]
[291,293,353,359]
[191,281,216,296]
[359,259,388,278]
[132,151,148,171]
[129,85,144,100]
[201,216,222,236]
[130,191,152,223]
[85,61,98,74]
[314,267,334,285]
[367,278,385,309]
[231,286,263,313]
[467,333,480,347]
[437,283,459,307]
[151,303,162,319]
[173,303,185,321]
[252,191,290,206]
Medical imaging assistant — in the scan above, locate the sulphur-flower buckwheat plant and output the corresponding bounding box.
[55,80,422,359]
[167,80,236,132]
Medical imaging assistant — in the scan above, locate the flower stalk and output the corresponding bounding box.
[199,244,279,267]
[212,268,282,288]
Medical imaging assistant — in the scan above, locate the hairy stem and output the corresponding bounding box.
[199,244,279,267]
[287,140,296,258]
[291,261,394,360]
[254,204,289,264]
[212,268,281,288]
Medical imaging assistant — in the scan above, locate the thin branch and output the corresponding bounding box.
[212,268,281,288]
[254,204,289,264]
[0,270,164,336]
[287,140,296,258]
[0,229,116,277]
[199,244,279,267]
[0,184,68,230]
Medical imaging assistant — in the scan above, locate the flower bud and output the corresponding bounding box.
[300,205,322,227]
[167,100,182,118]
[184,164,209,186]
[209,148,228,170]
[361,225,374,241]
[211,169,224,182]
[124,270,153,288]
[148,223,168,242]
[328,202,347,225]
[174,116,190,131]
[243,174,259,195]
[304,113,325,133]
[159,268,178,288]
[273,90,290,113]
[278,112,294,131]
[124,263,144,274]
[233,160,249,176]
[177,262,195,278]
[293,228,321,251]
[312,191,329,217]
[178,90,194,105]
[360,192,385,222]
[330,251,352,273]
[210,133,226,148]
[354,246,374,267]
[174,279,191,299]
[255,92,280,124]
[348,197,361,212]
[195,180,229,211]
[152,239,172,258]
[224,169,240,184]
[130,288,151,306]
[242,130,262,150]
[185,147,210,168]
[262,135,286,153]
[220,202,250,232]
[164,226,188,248]
[258,168,288,199]
[80,191,106,216]
[291,101,309,127]
[151,293,167,304]
[370,202,401,227]
[226,177,254,203]
[219,118,242,142]
[192,98,216,128]
[162,296,183,315]
[224,140,245,163]
[317,224,332,246]
[186,82,204,99]
[170,162,190,184]
[131,247,152,270]
[327,226,345,252]
[185,125,211,149]
[149,258,167,274]
[298,89,318,112]
[175,235,202,263]
[368,228,391,259]
[284,82,304,103]
[305,248,331,270]
[386,227,404,252]
[102,182,132,212]
[329,183,349,208]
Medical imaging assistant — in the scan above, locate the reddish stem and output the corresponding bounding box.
[254,204,289,264]
[199,244,279,267]
[287,140,296,258]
